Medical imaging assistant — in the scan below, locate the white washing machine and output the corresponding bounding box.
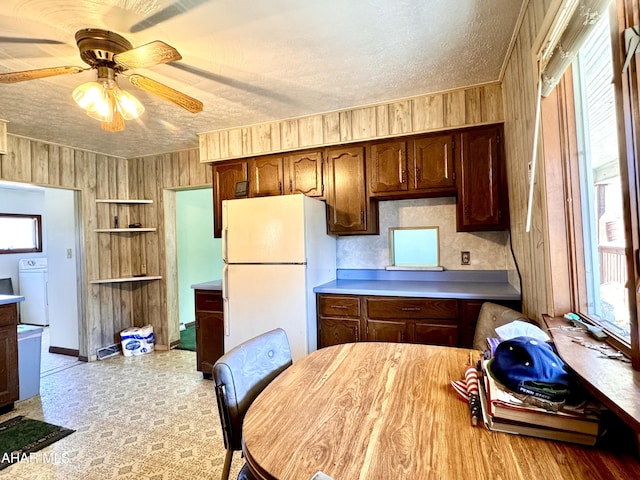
[18,258,49,326]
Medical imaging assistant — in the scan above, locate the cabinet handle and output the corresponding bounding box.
[355,328,359,342]
[398,158,403,184]
[400,331,405,342]
[416,167,421,181]
[289,178,293,193]
[332,305,348,309]
[401,307,421,311]
[361,211,365,224]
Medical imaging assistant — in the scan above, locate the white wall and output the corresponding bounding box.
[44,188,79,350]
[0,184,46,292]
[336,197,511,270]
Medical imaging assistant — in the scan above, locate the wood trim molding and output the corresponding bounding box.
[0,120,7,154]
[48,346,79,357]
[198,83,503,163]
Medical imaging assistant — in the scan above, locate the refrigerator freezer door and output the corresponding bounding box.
[223,195,307,264]
[224,264,309,361]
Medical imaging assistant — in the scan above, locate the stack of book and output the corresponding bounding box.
[478,360,601,446]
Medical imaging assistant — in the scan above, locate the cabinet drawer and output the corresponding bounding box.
[366,297,457,319]
[0,304,17,327]
[318,295,360,317]
[195,290,223,312]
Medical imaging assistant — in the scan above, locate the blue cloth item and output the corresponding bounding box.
[489,336,573,402]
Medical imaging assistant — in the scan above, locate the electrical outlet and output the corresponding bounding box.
[66,248,73,259]
[461,251,470,265]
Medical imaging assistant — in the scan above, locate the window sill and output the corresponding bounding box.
[543,314,640,433]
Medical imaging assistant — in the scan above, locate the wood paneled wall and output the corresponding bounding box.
[199,83,504,162]
[0,121,7,154]
[501,0,556,320]
[0,135,210,359]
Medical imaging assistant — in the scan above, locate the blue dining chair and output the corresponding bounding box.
[213,328,292,480]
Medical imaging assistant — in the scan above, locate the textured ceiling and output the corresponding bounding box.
[0,0,525,158]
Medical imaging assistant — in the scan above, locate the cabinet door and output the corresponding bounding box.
[195,311,224,378]
[212,161,248,238]
[318,317,361,348]
[367,319,408,342]
[413,134,456,193]
[0,324,18,408]
[368,140,408,194]
[457,126,508,231]
[248,156,284,197]
[285,151,323,197]
[413,321,458,346]
[325,146,378,234]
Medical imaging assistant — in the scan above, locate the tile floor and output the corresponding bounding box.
[1,328,243,479]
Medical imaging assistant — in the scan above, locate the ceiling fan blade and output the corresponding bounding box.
[0,66,86,84]
[0,36,65,45]
[129,0,209,33]
[114,41,181,70]
[128,74,203,113]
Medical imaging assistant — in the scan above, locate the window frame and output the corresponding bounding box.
[0,213,43,254]
[541,0,640,368]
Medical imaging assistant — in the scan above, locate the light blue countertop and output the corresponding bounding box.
[190,280,222,291]
[0,294,25,305]
[312,269,520,301]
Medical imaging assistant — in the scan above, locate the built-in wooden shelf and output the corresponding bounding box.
[95,199,153,204]
[543,315,640,434]
[94,228,156,232]
[89,276,162,284]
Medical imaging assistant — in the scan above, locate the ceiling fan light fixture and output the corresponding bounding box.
[72,66,144,127]
[113,87,144,120]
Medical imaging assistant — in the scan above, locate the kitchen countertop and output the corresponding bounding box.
[0,294,25,305]
[313,269,520,301]
[190,280,222,291]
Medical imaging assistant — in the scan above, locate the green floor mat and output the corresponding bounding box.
[177,325,196,351]
[0,416,74,470]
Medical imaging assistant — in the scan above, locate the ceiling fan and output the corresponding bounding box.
[0,28,204,132]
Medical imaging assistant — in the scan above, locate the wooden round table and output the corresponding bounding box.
[242,342,640,480]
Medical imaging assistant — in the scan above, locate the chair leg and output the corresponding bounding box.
[221,449,233,480]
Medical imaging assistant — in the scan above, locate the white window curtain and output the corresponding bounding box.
[526,0,613,232]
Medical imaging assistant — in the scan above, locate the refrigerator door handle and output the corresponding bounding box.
[222,265,230,336]
[222,228,228,263]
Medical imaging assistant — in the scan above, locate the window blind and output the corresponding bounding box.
[541,0,613,97]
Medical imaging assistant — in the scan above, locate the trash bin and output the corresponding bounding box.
[17,324,43,401]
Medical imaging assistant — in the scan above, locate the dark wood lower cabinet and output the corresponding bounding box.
[0,303,19,412]
[194,289,224,379]
[317,294,520,349]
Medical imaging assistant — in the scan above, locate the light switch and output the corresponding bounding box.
[67,248,73,259]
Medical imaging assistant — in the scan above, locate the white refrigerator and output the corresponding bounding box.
[222,194,336,361]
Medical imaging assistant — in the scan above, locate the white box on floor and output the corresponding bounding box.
[120,325,155,356]
[17,324,43,401]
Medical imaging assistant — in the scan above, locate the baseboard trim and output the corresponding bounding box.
[184,321,196,328]
[49,346,80,357]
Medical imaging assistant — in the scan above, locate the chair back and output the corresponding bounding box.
[472,302,529,351]
[213,328,292,452]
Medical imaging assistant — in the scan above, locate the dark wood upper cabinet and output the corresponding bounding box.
[456,125,509,231]
[368,135,456,198]
[368,140,408,194]
[212,160,247,238]
[248,155,284,197]
[325,146,379,235]
[413,134,457,193]
[285,151,324,197]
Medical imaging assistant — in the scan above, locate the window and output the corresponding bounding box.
[388,227,440,268]
[571,15,630,341]
[0,214,43,254]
